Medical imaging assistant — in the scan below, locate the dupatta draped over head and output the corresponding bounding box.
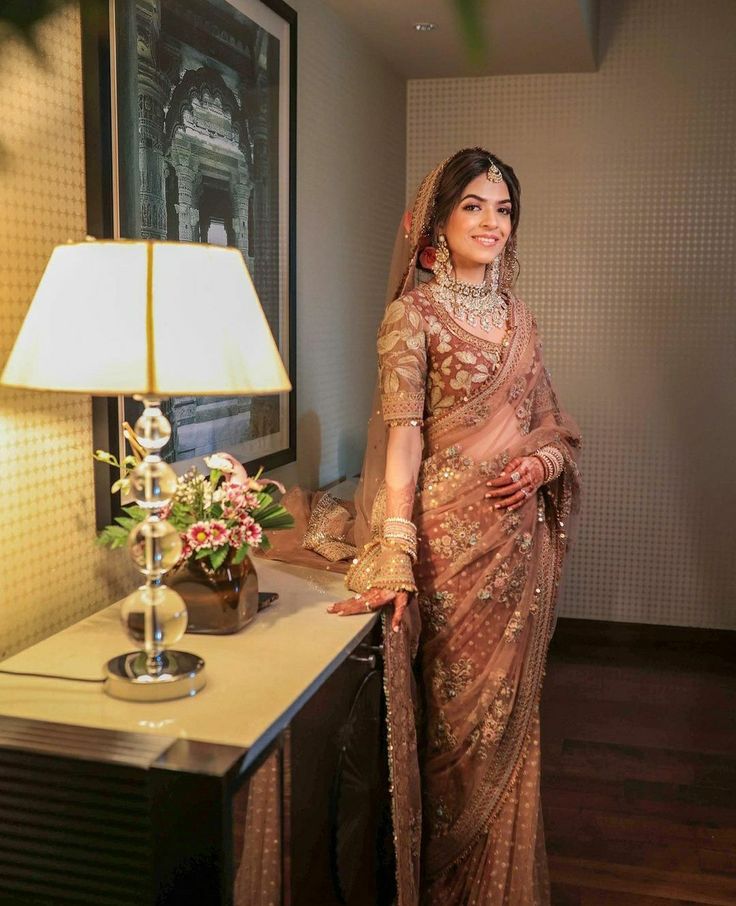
[264,149,582,905]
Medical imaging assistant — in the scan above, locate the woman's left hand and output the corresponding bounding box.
[485,455,544,511]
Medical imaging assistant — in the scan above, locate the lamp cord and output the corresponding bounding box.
[0,668,105,684]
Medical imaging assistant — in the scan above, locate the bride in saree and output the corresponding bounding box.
[267,147,582,905]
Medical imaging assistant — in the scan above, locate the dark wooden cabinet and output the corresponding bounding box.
[289,628,393,906]
[0,619,390,906]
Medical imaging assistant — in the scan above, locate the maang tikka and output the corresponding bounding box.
[487,158,503,183]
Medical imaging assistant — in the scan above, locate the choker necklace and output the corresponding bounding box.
[431,234,508,331]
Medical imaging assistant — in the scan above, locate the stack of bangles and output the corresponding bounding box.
[532,444,565,483]
[345,516,418,595]
[382,516,418,562]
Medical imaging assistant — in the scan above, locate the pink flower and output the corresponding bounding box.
[187,521,211,551]
[244,520,263,547]
[208,520,229,548]
[221,482,259,512]
[229,515,263,550]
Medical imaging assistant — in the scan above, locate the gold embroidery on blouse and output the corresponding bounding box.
[429,514,480,562]
[470,677,514,759]
[418,589,456,634]
[383,390,425,423]
[378,294,426,423]
[431,656,475,704]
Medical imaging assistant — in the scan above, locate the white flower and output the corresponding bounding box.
[204,453,235,473]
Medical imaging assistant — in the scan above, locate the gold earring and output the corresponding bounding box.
[432,234,451,280]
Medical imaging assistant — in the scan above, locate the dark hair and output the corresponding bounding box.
[430,147,521,241]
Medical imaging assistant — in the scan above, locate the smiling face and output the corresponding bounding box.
[441,173,513,282]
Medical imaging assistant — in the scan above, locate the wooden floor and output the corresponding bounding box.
[541,618,736,906]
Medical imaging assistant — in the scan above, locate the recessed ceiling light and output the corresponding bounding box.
[414,22,437,32]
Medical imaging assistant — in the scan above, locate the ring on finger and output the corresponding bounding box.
[511,470,521,483]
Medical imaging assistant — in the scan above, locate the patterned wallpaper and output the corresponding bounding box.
[406,0,736,628]
[0,6,134,659]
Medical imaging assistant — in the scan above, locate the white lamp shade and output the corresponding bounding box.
[1,240,292,396]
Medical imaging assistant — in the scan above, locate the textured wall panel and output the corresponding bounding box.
[406,0,736,628]
[0,7,133,659]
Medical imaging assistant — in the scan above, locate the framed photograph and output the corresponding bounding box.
[82,0,297,525]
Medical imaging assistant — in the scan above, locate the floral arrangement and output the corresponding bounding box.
[94,444,294,573]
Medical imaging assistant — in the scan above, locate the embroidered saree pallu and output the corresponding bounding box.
[373,284,582,906]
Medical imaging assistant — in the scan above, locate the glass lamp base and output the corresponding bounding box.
[104,650,206,702]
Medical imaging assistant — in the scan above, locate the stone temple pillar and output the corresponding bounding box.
[136,0,167,240]
[174,161,198,243]
[231,167,253,268]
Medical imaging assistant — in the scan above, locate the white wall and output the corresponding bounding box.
[269,0,406,492]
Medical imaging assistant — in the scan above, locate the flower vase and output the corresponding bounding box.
[167,557,259,635]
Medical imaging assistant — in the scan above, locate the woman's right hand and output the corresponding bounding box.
[327,587,410,632]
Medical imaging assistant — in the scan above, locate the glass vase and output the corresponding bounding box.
[167,556,259,635]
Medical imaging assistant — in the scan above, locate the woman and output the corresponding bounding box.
[270,148,582,904]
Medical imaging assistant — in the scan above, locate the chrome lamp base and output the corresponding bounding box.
[104,650,206,702]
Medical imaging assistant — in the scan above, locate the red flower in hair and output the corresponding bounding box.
[418,244,437,270]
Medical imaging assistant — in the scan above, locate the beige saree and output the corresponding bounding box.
[263,280,581,905]
[379,281,581,906]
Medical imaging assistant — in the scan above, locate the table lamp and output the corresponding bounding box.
[1,238,291,701]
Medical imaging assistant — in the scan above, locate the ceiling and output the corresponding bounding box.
[323,0,599,80]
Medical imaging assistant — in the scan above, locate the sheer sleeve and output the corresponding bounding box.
[376,294,427,427]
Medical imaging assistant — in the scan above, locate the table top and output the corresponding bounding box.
[0,558,377,767]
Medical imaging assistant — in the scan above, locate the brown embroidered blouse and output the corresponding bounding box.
[377,285,514,428]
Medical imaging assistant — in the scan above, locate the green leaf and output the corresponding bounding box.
[209,546,229,571]
[96,525,129,549]
[258,535,272,552]
[232,545,249,565]
[251,500,280,520]
[124,505,147,520]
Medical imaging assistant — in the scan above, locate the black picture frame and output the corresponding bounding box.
[81,0,297,528]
